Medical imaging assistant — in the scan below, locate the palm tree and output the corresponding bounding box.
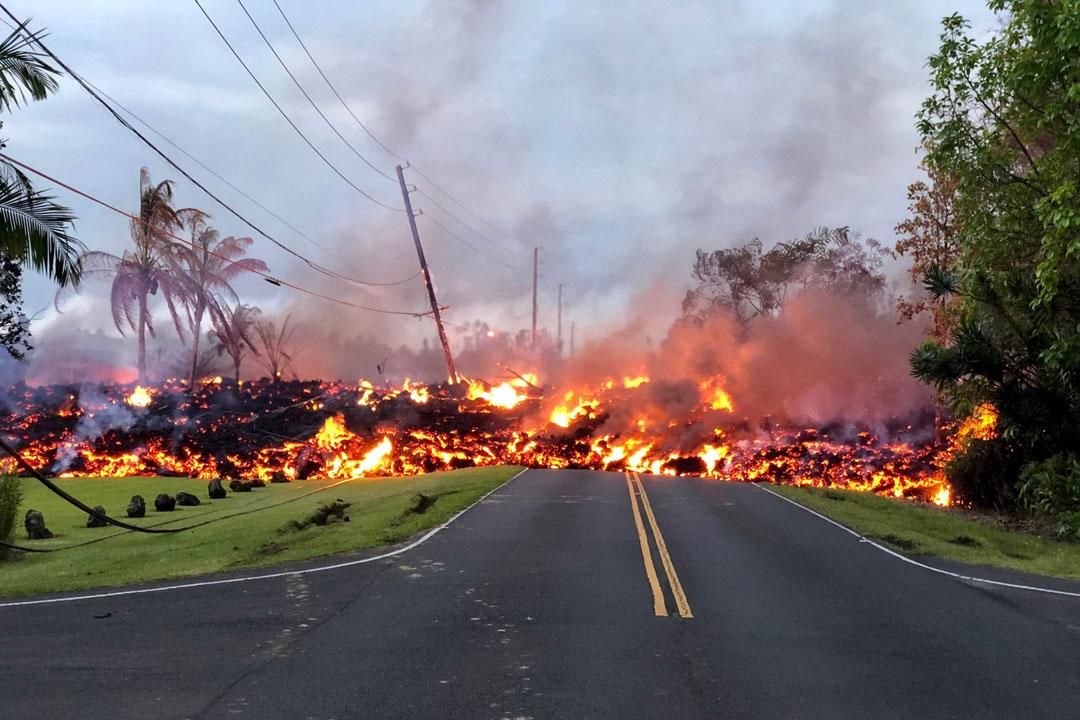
[210,303,261,381]
[253,314,304,382]
[57,169,191,380]
[168,213,267,388]
[0,21,81,285]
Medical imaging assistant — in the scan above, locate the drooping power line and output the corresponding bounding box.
[269,0,533,254]
[2,153,432,318]
[235,0,396,184]
[421,213,529,274]
[191,0,403,212]
[80,77,418,288]
[0,3,413,291]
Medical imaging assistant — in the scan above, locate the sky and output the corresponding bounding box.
[6,0,996,380]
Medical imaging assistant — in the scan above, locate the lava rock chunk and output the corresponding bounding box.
[24,509,53,540]
[229,479,252,493]
[127,495,146,518]
[208,478,227,499]
[407,493,436,515]
[154,493,176,512]
[86,505,108,528]
[175,491,200,507]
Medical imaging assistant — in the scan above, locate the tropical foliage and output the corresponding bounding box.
[211,303,261,382]
[253,314,303,382]
[58,169,191,380]
[0,20,81,359]
[167,213,267,387]
[909,0,1080,509]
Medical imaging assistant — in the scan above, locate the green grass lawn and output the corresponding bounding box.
[0,466,520,598]
[770,484,1080,580]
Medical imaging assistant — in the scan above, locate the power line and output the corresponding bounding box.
[271,0,403,163]
[421,213,529,274]
[2,153,432,318]
[0,3,413,292]
[190,0,403,212]
[417,188,531,259]
[235,0,396,184]
[410,165,524,246]
[80,77,418,288]
[269,1,531,250]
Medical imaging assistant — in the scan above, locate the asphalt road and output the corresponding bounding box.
[2,469,1079,719]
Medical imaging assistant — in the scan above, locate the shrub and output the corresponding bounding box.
[0,475,23,559]
[1018,455,1080,540]
[945,438,1018,509]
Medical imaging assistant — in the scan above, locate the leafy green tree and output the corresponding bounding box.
[911,1,1080,506]
[0,252,29,359]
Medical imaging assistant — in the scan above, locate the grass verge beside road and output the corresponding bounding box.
[770,484,1080,580]
[0,466,519,598]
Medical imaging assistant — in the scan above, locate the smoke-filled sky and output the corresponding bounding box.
[9,0,994,380]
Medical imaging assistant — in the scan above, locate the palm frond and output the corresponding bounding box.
[0,22,61,111]
[923,263,959,300]
[0,177,82,285]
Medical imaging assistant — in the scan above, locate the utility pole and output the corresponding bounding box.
[396,164,458,383]
[570,321,576,358]
[557,283,563,356]
[531,247,538,349]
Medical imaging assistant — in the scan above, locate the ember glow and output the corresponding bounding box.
[0,373,972,506]
[125,386,152,408]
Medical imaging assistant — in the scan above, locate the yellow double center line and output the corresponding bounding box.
[625,471,693,619]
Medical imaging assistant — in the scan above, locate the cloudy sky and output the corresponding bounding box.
[8,0,995,376]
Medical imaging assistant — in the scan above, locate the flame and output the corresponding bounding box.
[314,414,351,450]
[956,403,998,442]
[126,386,152,408]
[466,378,529,409]
[700,377,735,412]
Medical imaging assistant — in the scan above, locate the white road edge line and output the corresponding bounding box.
[0,468,530,609]
[754,482,1080,599]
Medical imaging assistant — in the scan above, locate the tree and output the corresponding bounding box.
[210,303,260,381]
[682,226,892,328]
[57,169,191,380]
[0,21,81,287]
[253,314,303,382]
[167,213,267,389]
[911,1,1080,506]
[0,253,29,359]
[895,158,961,344]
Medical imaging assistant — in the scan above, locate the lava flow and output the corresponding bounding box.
[0,371,982,507]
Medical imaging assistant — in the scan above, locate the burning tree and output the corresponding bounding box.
[253,314,303,382]
[210,303,261,382]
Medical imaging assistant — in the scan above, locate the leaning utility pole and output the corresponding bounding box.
[396,164,458,383]
[557,282,564,355]
[531,247,539,349]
